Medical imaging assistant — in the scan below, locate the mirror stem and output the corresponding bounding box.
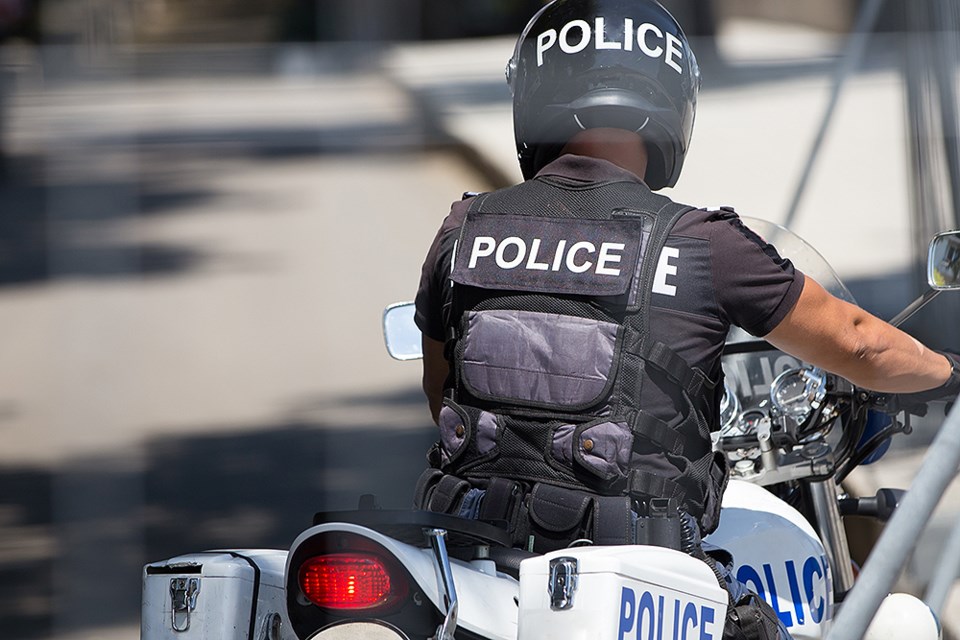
[889,289,941,328]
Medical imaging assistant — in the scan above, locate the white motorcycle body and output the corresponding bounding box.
[140,481,830,640]
[303,480,827,640]
[291,519,733,640]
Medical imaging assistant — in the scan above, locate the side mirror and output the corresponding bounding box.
[891,230,960,327]
[928,230,960,290]
[383,302,423,361]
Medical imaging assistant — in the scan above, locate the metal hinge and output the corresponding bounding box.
[548,557,579,611]
[171,577,201,632]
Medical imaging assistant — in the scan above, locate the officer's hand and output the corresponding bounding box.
[888,352,960,417]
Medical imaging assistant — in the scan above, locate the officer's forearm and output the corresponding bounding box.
[765,275,951,393]
[836,314,951,392]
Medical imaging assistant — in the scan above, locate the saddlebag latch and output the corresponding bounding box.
[170,576,201,632]
[548,557,579,610]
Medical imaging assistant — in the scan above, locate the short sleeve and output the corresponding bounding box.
[709,212,805,337]
[414,199,470,341]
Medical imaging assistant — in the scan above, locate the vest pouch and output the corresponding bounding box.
[524,483,594,553]
[699,450,730,534]
[438,400,500,470]
[425,475,471,514]
[438,402,470,468]
[550,419,634,484]
[458,309,622,411]
[591,494,634,546]
[412,468,444,510]
[573,420,634,483]
[477,477,524,532]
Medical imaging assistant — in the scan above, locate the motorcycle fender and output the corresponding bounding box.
[141,549,294,640]
[706,480,833,640]
[291,523,520,640]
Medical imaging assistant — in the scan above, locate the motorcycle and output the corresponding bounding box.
[141,221,960,640]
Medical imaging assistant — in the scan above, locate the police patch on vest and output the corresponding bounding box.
[451,212,644,296]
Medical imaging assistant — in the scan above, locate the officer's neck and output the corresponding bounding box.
[560,128,649,182]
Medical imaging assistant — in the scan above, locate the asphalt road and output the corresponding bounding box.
[0,47,493,639]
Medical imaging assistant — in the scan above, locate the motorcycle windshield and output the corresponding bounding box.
[721,218,854,417]
[726,217,855,346]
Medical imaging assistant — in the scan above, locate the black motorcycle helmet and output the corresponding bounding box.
[507,0,700,189]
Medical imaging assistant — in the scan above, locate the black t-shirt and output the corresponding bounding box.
[415,155,804,425]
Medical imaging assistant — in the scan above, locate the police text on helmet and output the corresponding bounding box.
[536,17,685,73]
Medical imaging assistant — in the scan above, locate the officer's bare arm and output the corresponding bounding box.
[764,275,951,393]
[422,336,448,425]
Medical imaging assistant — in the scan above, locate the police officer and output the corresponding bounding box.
[413,1,960,637]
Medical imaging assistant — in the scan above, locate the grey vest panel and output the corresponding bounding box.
[459,309,621,410]
[439,174,725,531]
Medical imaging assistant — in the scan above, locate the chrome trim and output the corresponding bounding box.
[809,480,855,595]
[424,528,459,640]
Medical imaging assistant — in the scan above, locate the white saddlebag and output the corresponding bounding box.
[141,549,293,640]
[518,545,728,640]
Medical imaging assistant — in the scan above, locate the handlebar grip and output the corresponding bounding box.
[838,488,905,522]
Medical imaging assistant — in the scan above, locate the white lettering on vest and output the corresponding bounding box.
[526,238,550,271]
[551,239,568,271]
[467,236,625,277]
[496,237,526,269]
[450,239,458,288]
[652,246,679,296]
[597,242,626,276]
[536,18,684,74]
[566,241,596,273]
[469,236,495,268]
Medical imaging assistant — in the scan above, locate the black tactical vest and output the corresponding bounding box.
[436,172,727,532]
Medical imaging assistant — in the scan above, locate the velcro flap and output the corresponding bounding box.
[451,212,644,296]
[478,477,520,523]
[592,495,634,546]
[573,421,633,482]
[528,483,593,533]
[438,402,471,466]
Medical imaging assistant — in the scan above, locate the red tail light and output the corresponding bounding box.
[299,553,405,610]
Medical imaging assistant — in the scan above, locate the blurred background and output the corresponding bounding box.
[1,0,960,638]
